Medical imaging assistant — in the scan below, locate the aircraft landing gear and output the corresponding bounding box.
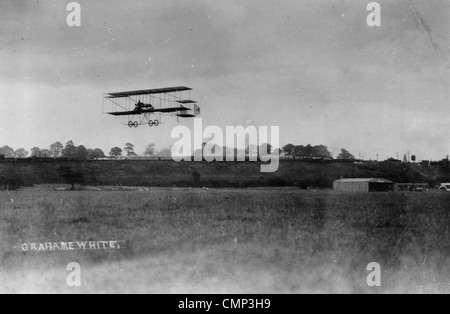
[148,120,160,127]
[129,121,139,128]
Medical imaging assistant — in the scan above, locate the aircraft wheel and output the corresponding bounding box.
[133,121,139,128]
[128,121,134,128]
[154,120,160,127]
[149,120,154,127]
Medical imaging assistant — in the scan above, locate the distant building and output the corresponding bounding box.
[333,178,394,193]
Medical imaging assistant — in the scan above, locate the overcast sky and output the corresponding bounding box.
[0,0,448,159]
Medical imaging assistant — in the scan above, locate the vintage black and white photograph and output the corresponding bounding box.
[0,0,449,296]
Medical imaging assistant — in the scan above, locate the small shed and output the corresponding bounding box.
[333,178,394,193]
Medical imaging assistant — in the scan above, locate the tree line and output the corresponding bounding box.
[109,143,172,158]
[0,142,106,160]
[281,144,355,160]
[0,142,356,160]
[0,142,171,160]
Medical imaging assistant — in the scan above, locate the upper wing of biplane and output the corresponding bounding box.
[177,100,197,104]
[105,86,192,98]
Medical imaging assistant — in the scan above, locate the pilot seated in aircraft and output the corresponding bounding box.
[135,101,154,111]
[135,101,144,111]
[134,100,144,111]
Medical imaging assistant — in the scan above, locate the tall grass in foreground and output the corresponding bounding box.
[0,189,449,293]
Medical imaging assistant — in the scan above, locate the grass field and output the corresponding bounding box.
[1,187,450,294]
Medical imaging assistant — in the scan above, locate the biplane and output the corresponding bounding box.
[103,86,200,127]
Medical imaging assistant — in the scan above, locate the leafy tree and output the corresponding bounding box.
[94,148,106,158]
[14,148,28,158]
[62,141,77,159]
[273,148,282,155]
[282,144,295,155]
[259,143,272,155]
[205,144,222,156]
[246,144,258,158]
[77,145,88,160]
[193,148,203,159]
[40,149,51,158]
[0,146,15,157]
[31,147,41,157]
[304,145,314,157]
[57,166,85,190]
[293,145,306,158]
[157,148,172,157]
[337,149,355,160]
[201,140,224,159]
[223,146,234,159]
[109,147,122,157]
[311,145,332,158]
[86,149,94,159]
[49,142,64,158]
[143,143,156,156]
[124,143,137,157]
[293,145,314,158]
[87,148,105,160]
[292,144,333,158]
[192,171,201,185]
[193,142,208,159]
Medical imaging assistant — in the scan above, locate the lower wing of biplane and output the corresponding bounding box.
[103,86,201,128]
